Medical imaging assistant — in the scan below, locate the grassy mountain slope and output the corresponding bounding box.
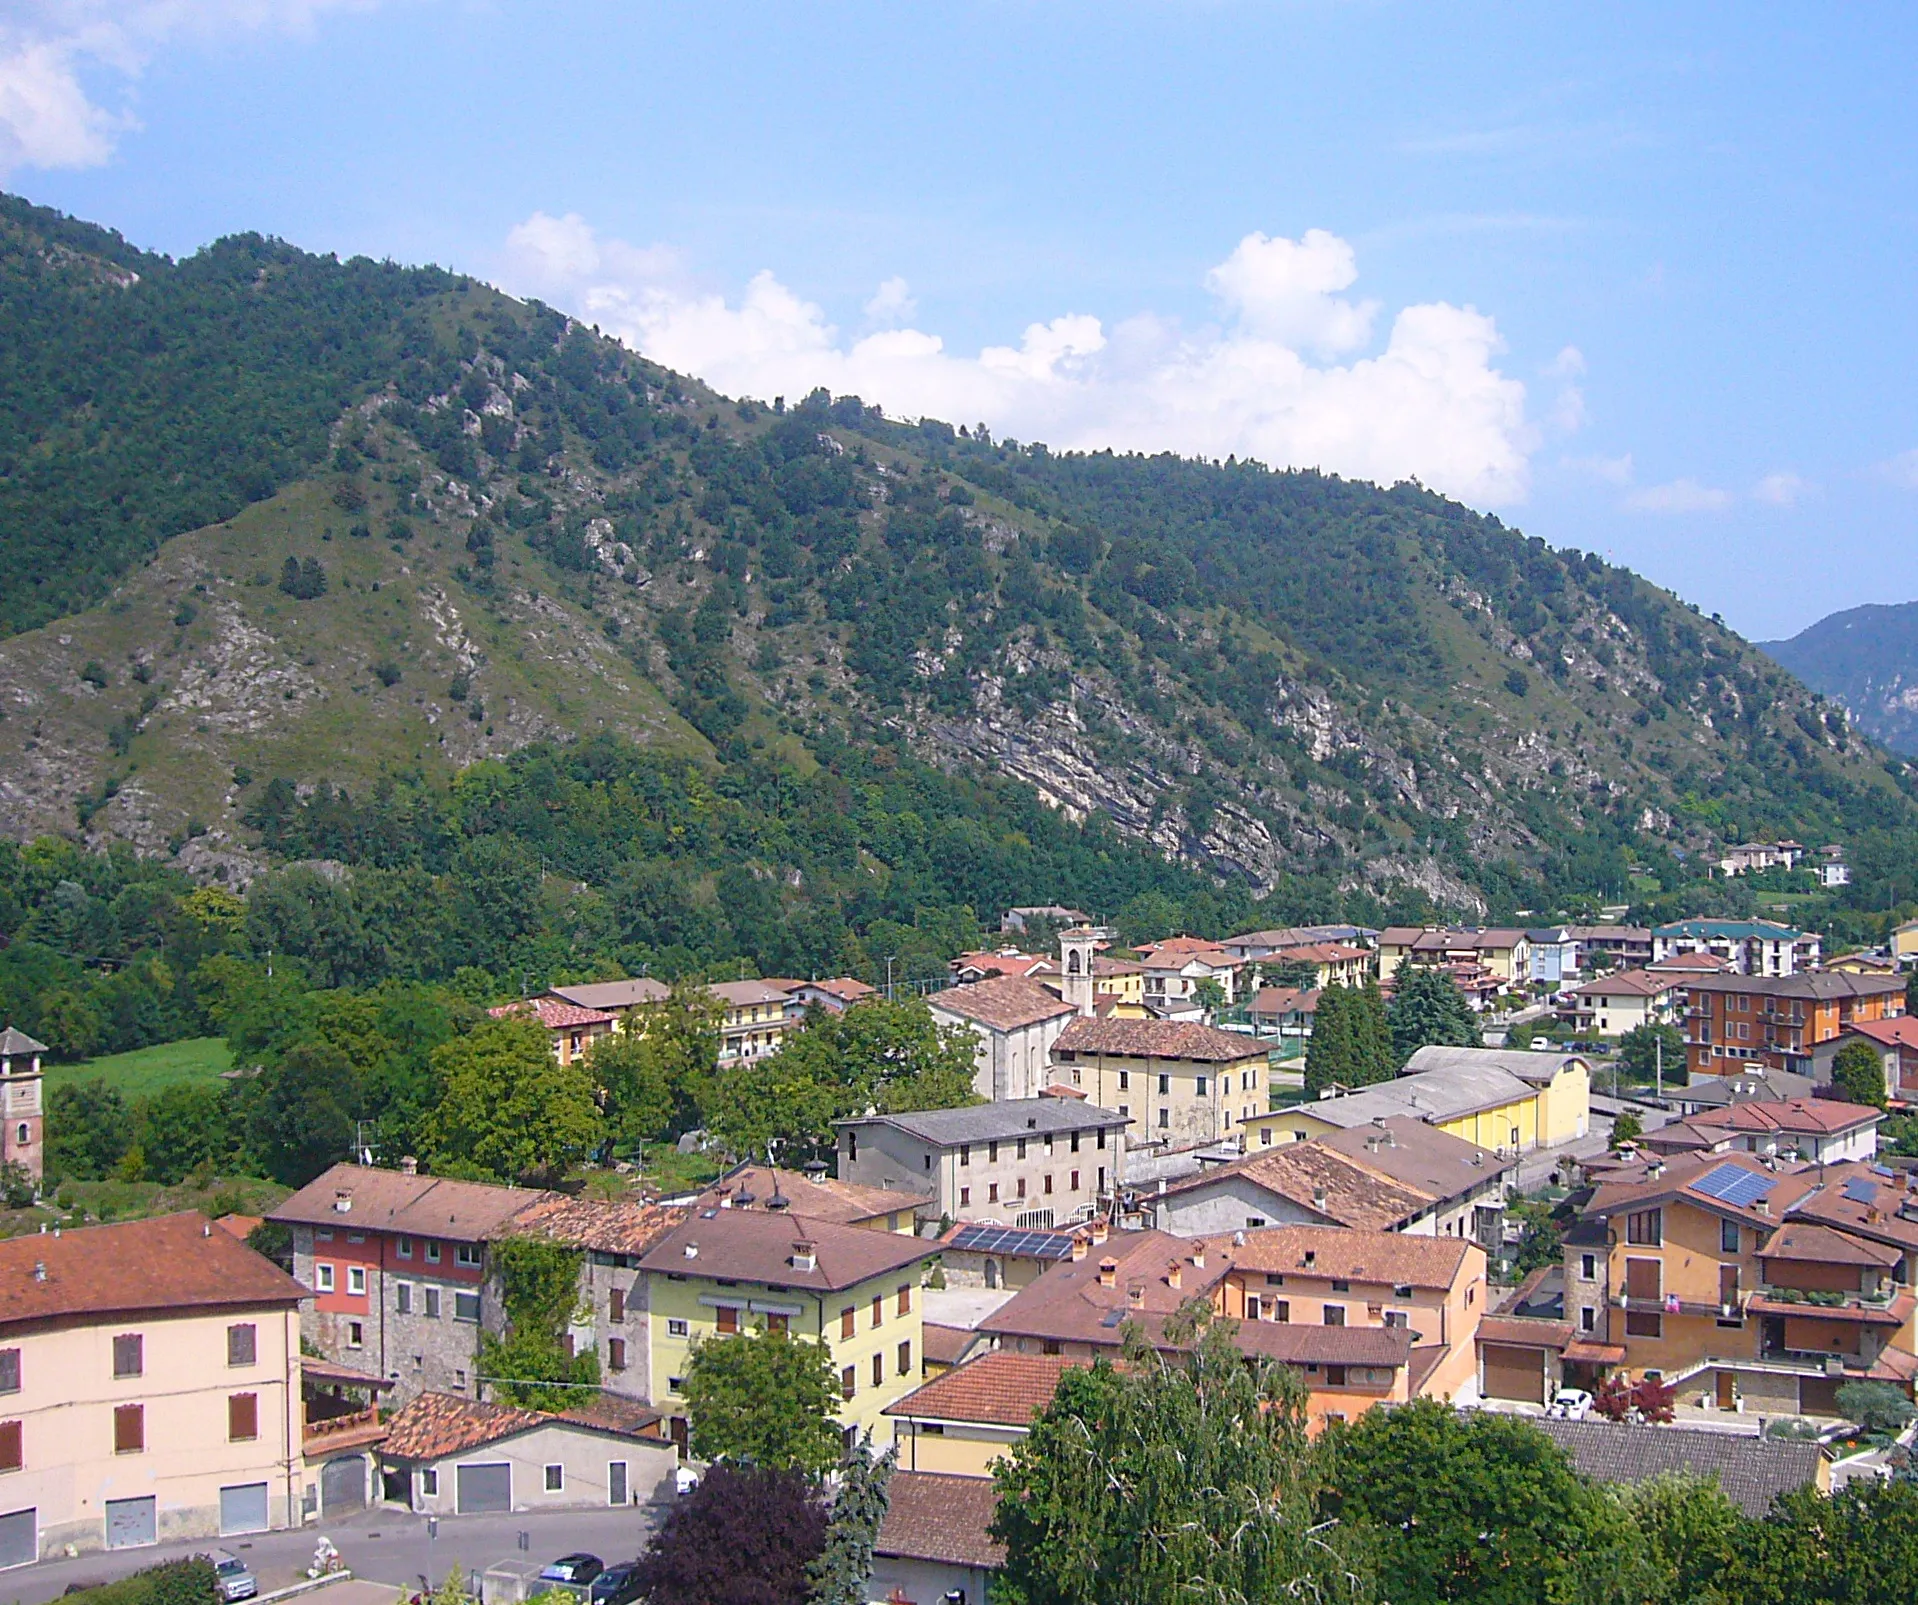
[1761,602,1918,756]
[1,193,1910,915]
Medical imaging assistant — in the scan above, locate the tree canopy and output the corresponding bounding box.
[681,1326,845,1478]
[1386,966,1481,1064]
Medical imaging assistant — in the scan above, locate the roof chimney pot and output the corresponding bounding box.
[1098,1257,1118,1288]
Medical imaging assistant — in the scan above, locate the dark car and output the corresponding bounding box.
[588,1562,644,1605]
[539,1555,604,1588]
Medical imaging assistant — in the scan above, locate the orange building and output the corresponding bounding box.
[1683,971,1904,1080]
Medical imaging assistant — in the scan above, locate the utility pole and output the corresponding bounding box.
[1655,1033,1663,1101]
[885,955,896,1002]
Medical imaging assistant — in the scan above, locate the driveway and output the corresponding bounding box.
[1,1504,668,1605]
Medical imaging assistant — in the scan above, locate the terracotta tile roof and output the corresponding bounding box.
[1224,1225,1475,1290]
[708,979,798,1007]
[928,976,1078,1032]
[1843,1015,1918,1049]
[555,1392,665,1436]
[1685,971,1905,1001]
[1587,1152,1823,1228]
[636,1207,934,1292]
[1264,942,1370,964]
[0,1212,305,1331]
[1690,1098,1880,1137]
[1053,1017,1265,1064]
[876,1471,1006,1569]
[1249,986,1321,1016]
[804,977,877,1002]
[491,997,616,1030]
[1786,1162,1918,1250]
[885,1350,1083,1425]
[1092,956,1144,977]
[1648,950,1730,971]
[1759,1221,1902,1268]
[1134,938,1236,969]
[382,1393,548,1460]
[952,950,1055,980]
[696,1165,929,1226]
[1529,1418,1825,1519]
[547,979,671,1012]
[506,1195,689,1257]
[215,1213,263,1240]
[920,1323,977,1367]
[1154,1143,1436,1231]
[1478,1315,1574,1349]
[302,1356,392,1388]
[979,1229,1231,1346]
[1227,1320,1413,1369]
[1568,968,1687,1000]
[270,1164,553,1242]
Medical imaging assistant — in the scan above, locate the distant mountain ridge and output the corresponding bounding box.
[1761,602,1918,756]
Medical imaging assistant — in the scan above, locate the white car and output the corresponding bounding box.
[1547,1387,1593,1420]
[211,1551,258,1602]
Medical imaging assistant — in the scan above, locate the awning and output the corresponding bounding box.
[1561,1340,1627,1365]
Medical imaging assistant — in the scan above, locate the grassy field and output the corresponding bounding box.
[0,1173,289,1240]
[48,1036,233,1098]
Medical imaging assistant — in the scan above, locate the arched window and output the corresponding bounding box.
[1067,951,1081,974]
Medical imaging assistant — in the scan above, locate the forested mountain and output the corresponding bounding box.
[1762,602,1918,756]
[1,191,1911,927]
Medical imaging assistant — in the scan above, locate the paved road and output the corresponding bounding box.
[1,1505,667,1605]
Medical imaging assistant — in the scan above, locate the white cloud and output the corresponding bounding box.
[0,2,373,176]
[1753,471,1810,507]
[1542,344,1586,434]
[1877,449,1918,489]
[863,276,916,327]
[1624,477,1732,514]
[500,216,1541,506]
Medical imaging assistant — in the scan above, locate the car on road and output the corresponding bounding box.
[1547,1387,1594,1420]
[211,1550,259,1602]
[589,1561,645,1605]
[540,1554,604,1589]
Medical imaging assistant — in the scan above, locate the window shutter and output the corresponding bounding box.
[228,1392,259,1441]
[0,1419,20,1471]
[227,1324,257,1367]
[113,1334,143,1378]
[609,1289,625,1324]
[608,1338,626,1372]
[114,1403,144,1454]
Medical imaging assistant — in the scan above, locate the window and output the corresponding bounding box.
[0,1419,19,1472]
[1580,1254,1597,1282]
[989,1183,1000,1204]
[667,1319,688,1337]
[897,1285,912,1317]
[347,1266,367,1297]
[846,1132,858,1162]
[716,1306,740,1335]
[1016,1178,1028,1199]
[1158,1109,1169,1129]
[1246,1216,1268,1229]
[315,1264,336,1294]
[1017,1138,1027,1160]
[397,1283,413,1315]
[1383,1310,1407,1329]
[959,1186,971,1207]
[1117,1106,1130,1120]
[840,1306,857,1340]
[1581,1307,1597,1333]
[347,1321,365,1348]
[923,1155,932,1171]
[608,1338,627,1372]
[1393,1285,1413,1301]
[841,1366,856,1401]
[1323,1306,1345,1327]
[1118,1072,1128,1090]
[1326,1365,1348,1387]
[1624,1309,1663,1338]
[425,1241,441,1263]
[872,1294,884,1329]
[609,1289,625,1323]
[1720,1219,1740,1254]
[397,1236,413,1259]
[228,1393,258,1442]
[1260,1128,1273,1147]
[316,1228,333,1241]
[609,1462,628,1506]
[668,1376,685,1393]
[871,1353,883,1388]
[1158,1074,1170,1095]
[1626,1208,1663,1247]
[1070,1131,1080,1153]
[1266,1273,1285,1287]
[1042,1339,1063,1356]
[0,1350,16,1394]
[1272,1300,1290,1323]
[1196,1077,1208,1097]
[456,1245,482,1268]
[544,1464,563,1492]
[112,1334,143,1379]
[424,1287,442,1319]
[959,1145,970,1167]
[1070,1170,1080,1192]
[453,1292,480,1323]
[989,1142,999,1163]
[898,1340,912,1376]
[114,1403,144,1454]
[1331,1279,1351,1293]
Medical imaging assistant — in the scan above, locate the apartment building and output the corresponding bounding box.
[1377,928,1532,986]
[835,1098,1128,1229]
[710,980,801,1064]
[543,978,672,1030]
[490,997,615,1066]
[0,1215,305,1565]
[1220,925,1377,964]
[1641,1098,1882,1166]
[1653,919,1821,977]
[1561,969,1688,1039]
[1130,936,1242,1014]
[1682,970,1905,1080]
[1048,1017,1269,1149]
[1566,926,1654,972]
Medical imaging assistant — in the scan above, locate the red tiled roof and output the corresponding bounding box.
[885,1350,1082,1425]
[1568,968,1687,999]
[695,1166,929,1226]
[0,1213,304,1330]
[271,1164,552,1241]
[953,950,1054,980]
[1223,1225,1474,1290]
[556,1392,665,1436]
[1690,1098,1880,1136]
[920,1324,977,1367]
[1249,986,1321,1016]
[382,1393,548,1459]
[1266,942,1370,964]
[876,1472,1006,1569]
[1054,1016,1264,1063]
[1152,1142,1435,1231]
[637,1207,934,1291]
[490,996,615,1030]
[1845,1016,1918,1050]
[1758,1222,1902,1268]
[507,1196,689,1256]
[928,975,1078,1032]
[806,976,877,1002]
[215,1213,263,1240]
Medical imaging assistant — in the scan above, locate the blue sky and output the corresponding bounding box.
[5,2,1916,640]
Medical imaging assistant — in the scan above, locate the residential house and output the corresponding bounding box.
[869,1470,1005,1605]
[1682,970,1906,1079]
[1529,1418,1828,1516]
[1817,846,1852,889]
[636,1209,935,1450]
[927,977,1078,1103]
[1893,920,1918,968]
[1816,1017,1918,1103]
[0,1026,45,1186]
[489,997,615,1066]
[949,949,1056,984]
[377,1391,676,1514]
[1377,928,1532,987]
[543,978,670,1031]
[1525,928,1580,988]
[1567,926,1654,972]
[709,980,801,1065]
[1640,1098,1881,1165]
[1242,1048,1591,1156]
[1049,1017,1270,1149]
[1090,955,1148,1014]
[1252,942,1372,990]
[694,1164,930,1233]
[835,1099,1128,1229]
[790,977,877,1014]
[0,1214,305,1564]
[1132,935,1243,1014]
[885,1351,1080,1477]
[1666,1065,1815,1117]
[1561,969,1689,1039]
[1246,986,1319,1038]
[1646,949,1732,976]
[1221,926,1378,963]
[1825,951,1897,977]
[1653,919,1821,976]
[938,1220,1088,1293]
[1000,905,1092,935]
[1715,842,1804,877]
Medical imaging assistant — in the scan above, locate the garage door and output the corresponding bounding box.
[0,1508,35,1570]
[321,1457,365,1515]
[221,1483,270,1536]
[455,1463,511,1514]
[1481,1344,1547,1405]
[105,1496,157,1550]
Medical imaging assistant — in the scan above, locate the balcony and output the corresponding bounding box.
[1749,1285,1904,1324]
[1612,1292,1747,1321]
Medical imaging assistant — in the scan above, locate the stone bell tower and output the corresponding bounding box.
[0,1027,47,1187]
[1059,926,1098,1018]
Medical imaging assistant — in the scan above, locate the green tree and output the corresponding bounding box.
[1619,1022,1687,1086]
[1834,1378,1914,1438]
[1830,1038,1888,1109]
[422,1016,603,1185]
[1356,976,1395,1083]
[1735,1480,1918,1605]
[1323,1396,1634,1605]
[634,1464,827,1605]
[135,1082,235,1184]
[481,1236,598,1410]
[36,986,104,1060]
[681,1326,844,1478]
[1386,967,1480,1065]
[242,1038,359,1186]
[990,1314,1375,1605]
[1192,976,1227,1018]
[45,1077,132,1180]
[1611,1108,1644,1148]
[1613,1472,1744,1605]
[1305,984,1359,1094]
[806,1437,895,1605]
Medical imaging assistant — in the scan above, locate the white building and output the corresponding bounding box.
[926,976,1078,1102]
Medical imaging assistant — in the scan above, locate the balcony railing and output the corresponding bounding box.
[1754,1283,1895,1313]
[1613,1292,1746,1320]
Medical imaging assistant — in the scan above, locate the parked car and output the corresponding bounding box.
[1547,1387,1594,1421]
[211,1551,259,1603]
[539,1555,605,1588]
[589,1562,644,1605]
[674,1465,701,1497]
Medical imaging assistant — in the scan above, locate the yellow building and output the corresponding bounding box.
[1244,1049,1590,1157]
[707,980,802,1065]
[0,1214,307,1563]
[1049,1018,1270,1150]
[885,1351,1079,1476]
[635,1209,935,1448]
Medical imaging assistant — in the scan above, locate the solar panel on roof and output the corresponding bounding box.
[949,1224,1074,1259]
[1843,1178,1879,1204]
[1691,1164,1777,1209]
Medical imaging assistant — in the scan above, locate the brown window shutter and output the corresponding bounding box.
[609,1289,625,1324]
[0,1419,20,1471]
[896,1286,911,1316]
[608,1338,626,1372]
[840,1307,855,1340]
[228,1393,259,1442]
[561,1334,574,1360]
[114,1403,144,1454]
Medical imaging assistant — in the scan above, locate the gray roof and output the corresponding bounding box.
[1528,1417,1824,1519]
[838,1097,1130,1147]
[0,1027,47,1057]
[1290,1062,1541,1129]
[549,979,670,1011]
[1671,1067,1816,1111]
[1402,1045,1590,1089]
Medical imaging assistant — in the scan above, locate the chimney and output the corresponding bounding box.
[400,1155,419,1176]
[804,1161,829,1185]
[1098,1257,1119,1288]
[32,1261,46,1282]
[202,1221,211,1238]
[1071,1235,1089,1262]
[1303,1249,1317,1268]
[1091,1219,1110,1245]
[1167,1261,1183,1290]
[1191,1241,1207,1270]
[1313,1187,1328,1213]
[333,1190,352,1214]
[682,1242,699,1260]
[791,1241,817,1272]
[1127,1280,1146,1306]
[1232,1230,1246,1247]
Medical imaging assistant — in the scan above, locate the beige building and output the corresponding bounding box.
[927,976,1079,1102]
[1562,969,1688,1038]
[0,1214,306,1567]
[1049,1017,1269,1150]
[709,980,802,1065]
